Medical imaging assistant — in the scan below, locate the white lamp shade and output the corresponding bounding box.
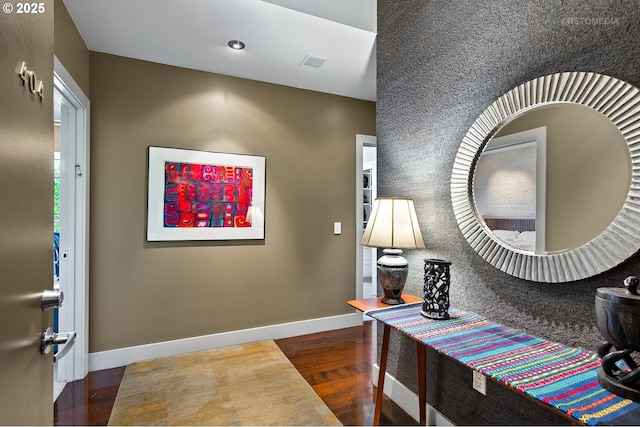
[246,206,264,228]
[361,197,425,249]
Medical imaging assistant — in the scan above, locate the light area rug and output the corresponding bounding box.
[108,340,342,426]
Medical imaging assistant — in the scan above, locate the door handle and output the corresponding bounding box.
[41,327,76,360]
[54,330,76,362]
[42,289,64,311]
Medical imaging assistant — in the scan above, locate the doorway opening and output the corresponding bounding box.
[362,145,377,299]
[53,58,90,400]
[355,134,377,301]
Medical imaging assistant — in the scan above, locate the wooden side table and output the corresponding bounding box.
[348,294,426,426]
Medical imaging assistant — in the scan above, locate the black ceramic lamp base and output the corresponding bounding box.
[381,295,405,305]
[381,292,405,305]
[377,249,408,305]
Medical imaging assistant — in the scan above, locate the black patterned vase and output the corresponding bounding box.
[421,259,451,320]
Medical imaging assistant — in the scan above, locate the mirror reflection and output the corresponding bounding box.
[473,103,631,255]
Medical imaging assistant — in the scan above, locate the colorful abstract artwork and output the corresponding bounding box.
[147,147,265,241]
[163,162,253,228]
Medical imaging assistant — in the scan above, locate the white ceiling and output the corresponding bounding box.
[62,0,377,101]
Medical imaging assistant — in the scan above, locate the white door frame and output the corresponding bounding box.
[54,56,90,382]
[355,134,376,300]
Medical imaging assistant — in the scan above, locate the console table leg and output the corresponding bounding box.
[374,324,391,426]
[417,342,426,425]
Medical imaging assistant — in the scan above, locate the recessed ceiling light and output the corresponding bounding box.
[228,40,245,50]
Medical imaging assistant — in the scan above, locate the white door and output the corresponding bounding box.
[0,5,55,424]
[53,60,90,390]
[53,88,78,398]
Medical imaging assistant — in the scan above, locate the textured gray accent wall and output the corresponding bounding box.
[377,0,640,405]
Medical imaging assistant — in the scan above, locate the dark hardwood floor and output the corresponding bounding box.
[54,366,125,426]
[54,320,419,426]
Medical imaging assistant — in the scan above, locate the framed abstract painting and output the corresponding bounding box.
[147,146,265,241]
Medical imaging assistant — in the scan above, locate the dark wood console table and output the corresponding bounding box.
[350,296,640,426]
[348,294,425,426]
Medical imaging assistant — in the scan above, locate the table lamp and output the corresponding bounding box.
[246,206,263,228]
[361,197,425,304]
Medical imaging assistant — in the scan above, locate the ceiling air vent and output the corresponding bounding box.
[300,54,326,69]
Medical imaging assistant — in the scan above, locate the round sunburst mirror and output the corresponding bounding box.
[451,72,640,282]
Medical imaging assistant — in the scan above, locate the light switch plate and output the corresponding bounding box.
[473,370,486,395]
[334,222,342,235]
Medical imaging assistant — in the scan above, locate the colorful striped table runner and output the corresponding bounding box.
[367,304,640,425]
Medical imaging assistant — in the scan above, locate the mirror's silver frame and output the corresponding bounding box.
[451,72,640,282]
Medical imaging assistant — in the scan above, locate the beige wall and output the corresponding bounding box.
[89,52,375,352]
[54,0,90,96]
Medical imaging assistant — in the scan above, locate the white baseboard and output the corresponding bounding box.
[89,312,362,372]
[372,364,454,426]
